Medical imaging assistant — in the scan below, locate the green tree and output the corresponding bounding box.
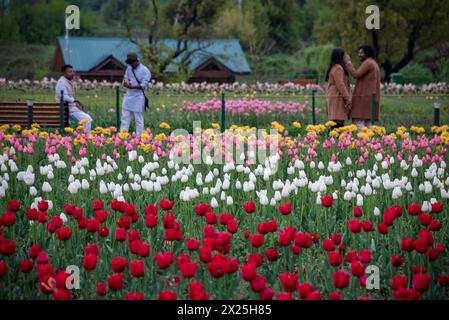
[101,0,149,28]
[316,0,449,80]
[211,0,271,58]
[2,0,96,44]
[260,0,301,52]
[134,0,227,82]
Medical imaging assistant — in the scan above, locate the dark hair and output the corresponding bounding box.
[359,45,376,59]
[61,64,73,72]
[325,48,348,82]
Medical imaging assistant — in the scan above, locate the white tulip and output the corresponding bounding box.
[99,181,108,194]
[29,186,37,196]
[42,182,52,193]
[68,183,78,194]
[392,187,402,200]
[211,197,218,208]
[81,179,89,190]
[422,201,431,213]
[60,213,68,224]
[374,207,381,216]
[356,194,364,207]
[0,186,5,198]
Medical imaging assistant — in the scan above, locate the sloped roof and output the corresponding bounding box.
[56,37,251,74]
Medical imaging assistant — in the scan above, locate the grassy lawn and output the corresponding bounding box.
[0,88,448,133]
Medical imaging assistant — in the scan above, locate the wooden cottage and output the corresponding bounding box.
[52,37,251,83]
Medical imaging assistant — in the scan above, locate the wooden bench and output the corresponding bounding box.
[279,79,318,86]
[0,101,69,129]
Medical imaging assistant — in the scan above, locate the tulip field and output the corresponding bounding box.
[0,116,448,301]
[0,83,449,301]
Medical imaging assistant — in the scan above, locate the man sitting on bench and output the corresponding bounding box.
[55,64,93,133]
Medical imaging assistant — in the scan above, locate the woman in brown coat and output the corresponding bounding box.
[326,48,351,130]
[344,45,381,130]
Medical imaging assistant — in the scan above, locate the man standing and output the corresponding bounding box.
[120,52,151,136]
[55,64,93,133]
[344,45,381,131]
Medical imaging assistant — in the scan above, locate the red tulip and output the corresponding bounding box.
[250,233,265,248]
[226,219,238,234]
[394,288,421,300]
[129,260,144,277]
[294,232,312,248]
[154,252,173,269]
[353,206,363,217]
[391,275,407,291]
[401,238,414,252]
[82,254,98,271]
[265,248,279,262]
[7,200,20,212]
[276,292,292,300]
[418,214,432,226]
[205,212,217,225]
[186,238,200,251]
[247,253,264,267]
[392,255,404,267]
[297,282,314,299]
[179,262,198,278]
[37,200,49,212]
[0,260,8,278]
[431,202,443,213]
[328,251,343,266]
[107,273,124,291]
[333,270,350,289]
[259,288,275,300]
[322,239,335,251]
[98,226,109,238]
[1,212,16,227]
[408,203,422,216]
[97,283,107,296]
[207,261,226,278]
[348,219,362,233]
[159,199,174,211]
[124,292,144,300]
[241,263,257,281]
[331,233,342,245]
[242,201,256,214]
[278,202,292,215]
[195,203,211,216]
[92,200,104,211]
[157,291,177,300]
[438,275,449,287]
[56,227,72,241]
[359,250,372,264]
[412,274,431,292]
[361,221,373,232]
[251,275,267,292]
[111,257,128,273]
[377,222,389,234]
[321,195,333,207]
[329,291,343,300]
[279,272,298,292]
[19,260,34,273]
[350,261,366,278]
